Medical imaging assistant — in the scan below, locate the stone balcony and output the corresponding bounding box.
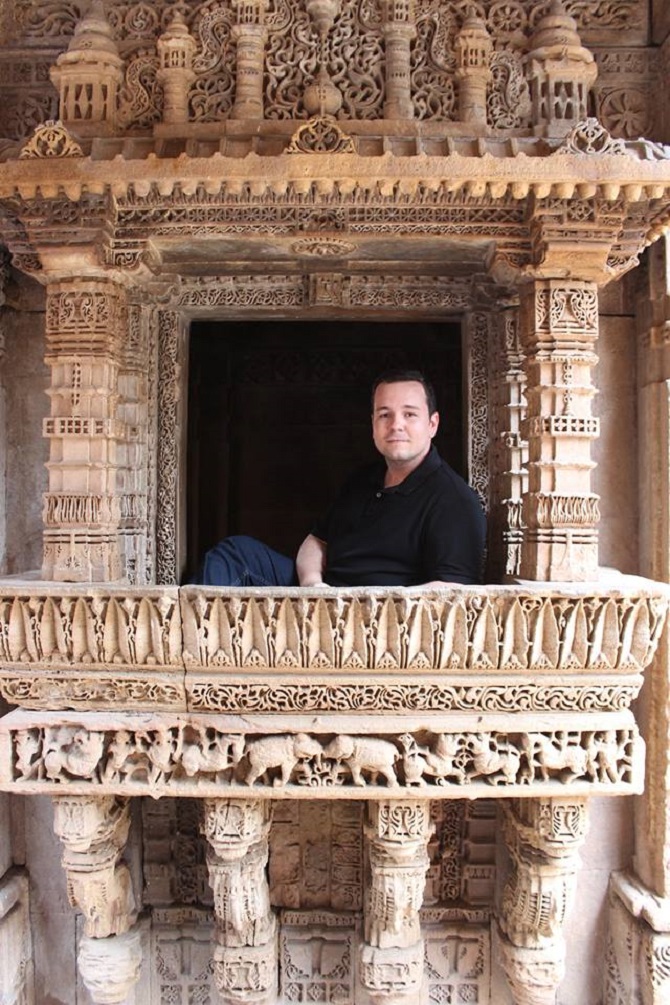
[0,578,666,801]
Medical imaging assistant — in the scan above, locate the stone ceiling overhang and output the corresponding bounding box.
[2,120,670,284]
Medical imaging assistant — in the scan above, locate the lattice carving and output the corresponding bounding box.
[2,722,641,795]
[280,913,357,1004]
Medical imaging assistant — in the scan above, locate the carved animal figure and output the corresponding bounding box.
[468,733,521,785]
[44,728,105,781]
[323,734,400,787]
[181,732,245,779]
[529,734,589,783]
[244,733,323,787]
[399,732,467,786]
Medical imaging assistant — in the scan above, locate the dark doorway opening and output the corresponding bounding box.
[186,320,463,579]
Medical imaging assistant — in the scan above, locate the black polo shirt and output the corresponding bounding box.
[312,446,486,586]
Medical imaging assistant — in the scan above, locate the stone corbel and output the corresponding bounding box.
[360,799,434,1004]
[202,798,277,1005]
[496,797,589,1004]
[52,794,141,1004]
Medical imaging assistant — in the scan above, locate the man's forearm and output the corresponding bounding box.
[296,534,327,586]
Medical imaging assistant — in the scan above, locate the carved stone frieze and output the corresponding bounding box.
[0,714,643,797]
[0,584,664,718]
[180,588,665,674]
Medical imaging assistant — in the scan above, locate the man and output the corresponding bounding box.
[199,370,485,587]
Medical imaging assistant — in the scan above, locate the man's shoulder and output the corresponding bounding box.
[430,456,485,511]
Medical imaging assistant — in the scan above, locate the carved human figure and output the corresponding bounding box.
[44,727,105,781]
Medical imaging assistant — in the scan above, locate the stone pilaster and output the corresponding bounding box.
[43,277,129,582]
[603,232,670,1004]
[0,871,33,1004]
[52,794,141,1004]
[518,278,600,581]
[231,0,269,120]
[496,797,589,1004]
[360,799,433,1004]
[117,303,150,584]
[381,1,416,119]
[202,798,277,1005]
[490,304,527,580]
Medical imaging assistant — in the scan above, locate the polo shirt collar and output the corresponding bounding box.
[383,444,441,495]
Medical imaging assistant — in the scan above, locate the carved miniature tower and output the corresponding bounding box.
[381,0,416,119]
[156,13,197,126]
[524,0,597,138]
[455,6,492,127]
[49,0,124,135]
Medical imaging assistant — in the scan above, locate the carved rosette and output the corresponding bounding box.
[361,800,433,1002]
[202,799,277,1004]
[497,797,589,1004]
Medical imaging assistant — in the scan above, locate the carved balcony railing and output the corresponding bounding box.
[0,579,666,802]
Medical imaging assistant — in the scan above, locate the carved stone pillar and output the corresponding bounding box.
[360,800,433,1004]
[231,0,269,120]
[498,799,586,1005]
[43,277,129,582]
[202,798,277,1005]
[52,794,141,1004]
[518,279,600,581]
[490,304,527,579]
[496,797,589,1004]
[117,302,150,584]
[381,1,416,120]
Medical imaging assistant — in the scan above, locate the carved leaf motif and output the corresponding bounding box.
[374,598,400,668]
[341,597,367,668]
[558,600,589,669]
[308,598,335,668]
[618,601,650,670]
[72,597,95,663]
[136,597,155,665]
[588,599,619,669]
[439,601,468,668]
[10,599,29,662]
[104,599,125,664]
[241,598,269,666]
[529,599,560,669]
[470,602,499,670]
[406,601,434,669]
[275,598,302,667]
[39,598,58,661]
[499,598,529,670]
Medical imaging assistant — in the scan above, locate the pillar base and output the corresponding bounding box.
[606,872,670,1004]
[78,926,143,1005]
[359,941,425,1004]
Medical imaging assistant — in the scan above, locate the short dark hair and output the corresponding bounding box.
[371,369,438,415]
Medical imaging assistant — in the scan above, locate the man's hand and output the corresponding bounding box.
[296,534,328,587]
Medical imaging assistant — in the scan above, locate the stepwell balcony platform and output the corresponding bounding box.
[0,579,666,801]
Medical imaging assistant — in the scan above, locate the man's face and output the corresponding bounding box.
[372,380,439,467]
